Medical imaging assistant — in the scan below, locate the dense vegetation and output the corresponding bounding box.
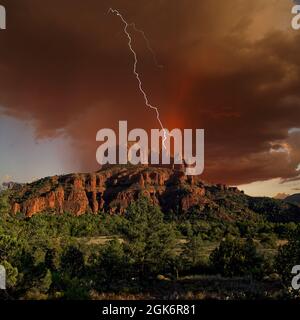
[0,192,299,300]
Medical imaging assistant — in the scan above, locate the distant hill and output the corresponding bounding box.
[285,193,300,206]
[274,193,290,200]
[6,165,300,223]
[0,181,23,193]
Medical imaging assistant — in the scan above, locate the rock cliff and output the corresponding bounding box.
[8,165,300,223]
[9,165,232,217]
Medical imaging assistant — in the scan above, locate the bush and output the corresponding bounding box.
[210,238,264,278]
[259,233,277,248]
[60,246,85,278]
[1,260,18,288]
[91,239,129,290]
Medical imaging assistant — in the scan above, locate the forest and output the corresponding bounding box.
[0,192,299,300]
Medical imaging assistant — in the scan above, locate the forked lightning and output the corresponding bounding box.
[108,8,168,148]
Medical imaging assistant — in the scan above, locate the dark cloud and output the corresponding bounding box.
[0,0,299,185]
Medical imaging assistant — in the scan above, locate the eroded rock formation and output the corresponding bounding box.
[9,165,242,217]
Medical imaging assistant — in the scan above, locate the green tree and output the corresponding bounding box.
[210,237,264,277]
[60,246,85,278]
[124,196,177,277]
[0,193,10,217]
[181,234,203,267]
[0,234,20,262]
[39,269,52,294]
[2,260,18,288]
[92,239,128,290]
[45,248,60,271]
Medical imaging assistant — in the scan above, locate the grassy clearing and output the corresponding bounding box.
[80,236,124,245]
[75,236,284,261]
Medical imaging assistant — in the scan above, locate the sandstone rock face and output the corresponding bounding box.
[12,203,21,215]
[8,165,241,217]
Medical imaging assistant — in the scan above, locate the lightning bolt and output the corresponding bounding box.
[108,8,168,149]
[131,23,164,69]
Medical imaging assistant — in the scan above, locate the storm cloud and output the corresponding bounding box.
[0,0,299,185]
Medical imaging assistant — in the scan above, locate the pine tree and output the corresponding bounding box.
[124,196,177,277]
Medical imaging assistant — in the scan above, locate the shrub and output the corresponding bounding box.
[210,237,264,277]
[60,246,85,278]
[92,239,128,290]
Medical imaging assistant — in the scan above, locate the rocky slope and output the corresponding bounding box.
[8,165,206,217]
[7,165,300,222]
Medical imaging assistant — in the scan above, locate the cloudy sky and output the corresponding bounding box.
[0,0,300,197]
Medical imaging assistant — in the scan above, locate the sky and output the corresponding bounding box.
[0,0,299,197]
[0,114,79,183]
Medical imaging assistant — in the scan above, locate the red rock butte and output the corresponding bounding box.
[9,164,240,217]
